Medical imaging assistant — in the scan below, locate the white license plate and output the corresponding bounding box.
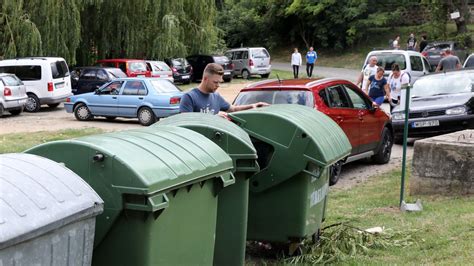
[137,75,145,77]
[224,71,231,75]
[430,55,440,58]
[412,120,439,128]
[182,75,189,79]
[56,83,64,89]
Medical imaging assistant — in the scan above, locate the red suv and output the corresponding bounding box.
[234,78,394,185]
[96,59,151,77]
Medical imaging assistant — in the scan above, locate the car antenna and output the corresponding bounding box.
[276,74,282,84]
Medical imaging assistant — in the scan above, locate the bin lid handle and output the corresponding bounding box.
[219,172,236,188]
[124,193,169,212]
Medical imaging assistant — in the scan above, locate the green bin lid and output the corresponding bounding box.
[229,104,351,191]
[156,113,258,172]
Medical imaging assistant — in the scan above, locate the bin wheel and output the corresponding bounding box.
[329,160,343,186]
[288,242,303,256]
[312,229,321,244]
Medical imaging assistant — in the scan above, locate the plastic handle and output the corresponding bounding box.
[124,193,169,212]
[219,172,236,187]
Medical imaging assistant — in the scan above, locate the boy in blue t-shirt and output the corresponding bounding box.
[306,46,318,78]
[180,63,268,117]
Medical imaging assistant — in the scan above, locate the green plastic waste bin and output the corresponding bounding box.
[228,104,351,244]
[26,126,235,266]
[157,113,259,266]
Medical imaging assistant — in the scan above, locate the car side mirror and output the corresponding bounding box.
[369,104,379,113]
[95,89,101,94]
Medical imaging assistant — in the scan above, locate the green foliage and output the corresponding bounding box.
[421,0,448,40]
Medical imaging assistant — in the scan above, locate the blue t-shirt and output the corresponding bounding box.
[368,75,388,98]
[179,88,230,114]
[306,51,317,64]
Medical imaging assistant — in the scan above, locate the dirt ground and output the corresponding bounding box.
[0,80,413,188]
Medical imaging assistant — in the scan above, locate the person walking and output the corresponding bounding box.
[356,56,378,95]
[435,49,461,72]
[180,63,268,117]
[306,46,317,78]
[419,35,428,52]
[387,63,410,112]
[367,67,390,106]
[392,35,401,50]
[291,48,302,79]
[407,33,417,51]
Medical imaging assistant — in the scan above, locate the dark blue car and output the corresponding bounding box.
[65,78,183,126]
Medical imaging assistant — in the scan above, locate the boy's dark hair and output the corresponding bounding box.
[204,63,224,77]
[391,63,400,72]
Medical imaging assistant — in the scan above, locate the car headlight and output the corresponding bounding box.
[445,106,467,115]
[392,112,405,120]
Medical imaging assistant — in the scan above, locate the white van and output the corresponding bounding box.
[225,47,272,79]
[0,57,72,112]
[363,50,432,85]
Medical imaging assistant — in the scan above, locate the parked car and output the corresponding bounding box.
[225,47,272,79]
[164,58,192,84]
[464,53,474,68]
[71,67,127,95]
[363,50,432,85]
[65,78,183,126]
[96,59,151,77]
[233,78,393,185]
[0,73,28,116]
[391,69,474,142]
[421,41,469,69]
[186,55,233,82]
[0,57,73,112]
[146,60,174,83]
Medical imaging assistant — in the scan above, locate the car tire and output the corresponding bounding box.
[48,103,60,108]
[223,77,232,83]
[9,109,22,116]
[261,73,270,78]
[25,94,41,112]
[137,107,156,126]
[74,103,93,121]
[329,160,343,186]
[242,69,250,79]
[0,104,4,117]
[372,127,393,164]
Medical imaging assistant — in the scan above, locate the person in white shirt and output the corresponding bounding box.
[392,35,400,49]
[291,48,302,79]
[387,63,410,112]
[356,56,378,94]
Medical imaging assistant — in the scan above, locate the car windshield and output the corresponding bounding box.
[108,68,127,78]
[213,56,230,64]
[465,56,474,68]
[251,49,270,58]
[129,62,147,72]
[150,80,182,93]
[412,72,474,97]
[1,75,23,86]
[369,53,406,70]
[234,90,314,107]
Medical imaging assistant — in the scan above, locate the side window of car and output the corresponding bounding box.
[97,70,109,81]
[410,56,423,71]
[326,86,350,108]
[224,52,233,60]
[242,51,248,59]
[422,57,432,72]
[319,90,330,107]
[118,63,126,73]
[343,85,369,109]
[100,81,123,95]
[234,51,243,60]
[81,69,97,80]
[122,81,146,95]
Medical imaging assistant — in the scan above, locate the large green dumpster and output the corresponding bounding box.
[26,126,235,265]
[157,113,259,266]
[228,104,351,244]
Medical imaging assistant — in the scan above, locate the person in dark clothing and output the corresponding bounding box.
[419,35,428,52]
[407,33,417,51]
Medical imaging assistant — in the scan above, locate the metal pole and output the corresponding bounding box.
[400,84,411,207]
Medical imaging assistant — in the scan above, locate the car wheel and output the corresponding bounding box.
[261,73,270,78]
[137,107,156,126]
[74,103,93,121]
[223,77,232,82]
[48,103,60,108]
[0,104,4,117]
[329,160,343,186]
[242,69,250,79]
[9,109,22,116]
[25,94,41,112]
[372,127,393,164]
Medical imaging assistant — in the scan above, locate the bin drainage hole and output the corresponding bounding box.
[252,181,259,187]
[302,133,307,138]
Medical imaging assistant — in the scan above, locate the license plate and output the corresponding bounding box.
[412,120,440,128]
[137,75,145,77]
[56,83,64,89]
[224,71,231,75]
[430,55,440,58]
[182,75,189,79]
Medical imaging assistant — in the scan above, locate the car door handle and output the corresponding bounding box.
[335,116,344,123]
[138,97,144,100]
[112,96,117,99]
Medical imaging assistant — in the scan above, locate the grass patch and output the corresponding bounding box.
[282,168,474,264]
[0,128,104,154]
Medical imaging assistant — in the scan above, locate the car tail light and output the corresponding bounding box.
[168,75,172,77]
[230,63,234,69]
[170,97,180,105]
[4,87,11,96]
[48,82,54,91]
[421,52,427,57]
[66,97,71,103]
[172,67,177,73]
[249,59,254,67]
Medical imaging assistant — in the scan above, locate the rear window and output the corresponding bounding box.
[369,53,406,70]
[213,56,230,64]
[128,62,147,72]
[0,65,42,81]
[1,75,23,86]
[424,43,451,51]
[51,60,70,79]
[155,62,171,71]
[150,80,182,93]
[251,49,270,58]
[234,90,314,107]
[171,58,188,67]
[108,68,127,78]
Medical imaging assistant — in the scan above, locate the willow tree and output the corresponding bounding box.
[0,0,42,59]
